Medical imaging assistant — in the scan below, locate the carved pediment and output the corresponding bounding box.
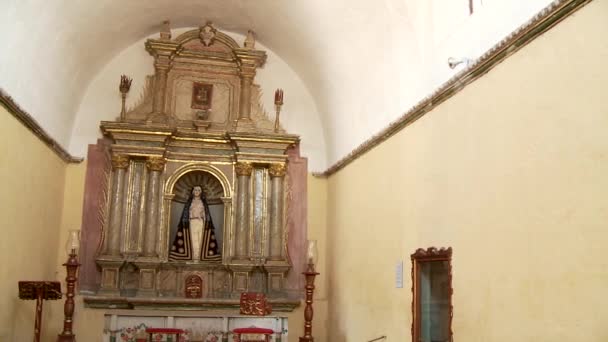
[122,21,277,134]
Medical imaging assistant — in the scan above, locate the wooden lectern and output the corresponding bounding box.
[18,281,62,342]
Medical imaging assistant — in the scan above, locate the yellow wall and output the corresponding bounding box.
[306,174,329,342]
[325,1,608,341]
[0,107,67,341]
[45,162,107,342]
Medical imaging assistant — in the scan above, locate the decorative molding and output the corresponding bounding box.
[410,246,452,260]
[315,0,593,178]
[268,163,287,177]
[235,162,254,176]
[83,296,300,311]
[111,154,130,170]
[145,157,166,172]
[0,88,83,164]
[411,246,453,342]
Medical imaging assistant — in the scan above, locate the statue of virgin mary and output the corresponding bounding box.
[169,186,221,262]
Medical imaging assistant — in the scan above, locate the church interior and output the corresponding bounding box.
[1,0,607,341]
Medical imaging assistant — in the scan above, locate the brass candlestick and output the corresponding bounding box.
[274,88,284,133]
[119,75,132,121]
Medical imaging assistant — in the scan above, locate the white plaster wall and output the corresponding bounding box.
[326,1,608,339]
[69,28,328,171]
[421,0,556,90]
[321,0,556,164]
[0,0,559,170]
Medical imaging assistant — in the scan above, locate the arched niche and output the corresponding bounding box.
[164,164,232,262]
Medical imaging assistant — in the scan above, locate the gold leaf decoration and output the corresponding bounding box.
[173,171,224,204]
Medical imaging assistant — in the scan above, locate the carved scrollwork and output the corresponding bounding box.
[199,22,217,47]
[410,246,452,260]
[173,170,224,204]
[235,162,253,176]
[268,163,287,177]
[185,275,203,298]
[146,157,166,172]
[111,154,130,170]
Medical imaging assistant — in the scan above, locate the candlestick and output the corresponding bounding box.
[274,89,284,133]
[57,230,81,342]
[119,75,132,121]
[274,89,284,105]
[300,240,319,342]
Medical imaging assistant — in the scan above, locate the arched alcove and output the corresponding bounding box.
[164,164,232,263]
[168,170,225,261]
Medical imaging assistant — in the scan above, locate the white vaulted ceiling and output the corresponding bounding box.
[0,0,554,171]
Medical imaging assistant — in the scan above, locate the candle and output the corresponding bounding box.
[65,229,81,255]
[306,240,318,266]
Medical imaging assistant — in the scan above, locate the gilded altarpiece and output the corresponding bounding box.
[78,23,307,314]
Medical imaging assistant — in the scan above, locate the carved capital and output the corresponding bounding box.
[269,163,287,177]
[154,56,172,71]
[235,162,253,176]
[111,154,130,170]
[146,157,166,172]
[238,68,257,80]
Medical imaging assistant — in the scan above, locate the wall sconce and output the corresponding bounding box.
[447,57,473,69]
[300,240,320,342]
[57,229,81,342]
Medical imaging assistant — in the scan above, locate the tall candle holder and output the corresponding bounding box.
[57,230,81,342]
[274,88,284,133]
[300,240,319,342]
[119,75,133,121]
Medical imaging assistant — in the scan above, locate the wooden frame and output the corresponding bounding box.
[411,247,453,342]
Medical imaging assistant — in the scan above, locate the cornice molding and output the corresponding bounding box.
[411,247,453,260]
[315,0,593,178]
[0,88,83,164]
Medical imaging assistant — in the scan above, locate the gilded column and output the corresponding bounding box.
[152,56,171,114]
[234,162,253,259]
[268,163,287,259]
[238,74,254,120]
[142,157,165,257]
[234,48,266,121]
[105,154,129,256]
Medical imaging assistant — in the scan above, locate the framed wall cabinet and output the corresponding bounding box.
[411,247,453,342]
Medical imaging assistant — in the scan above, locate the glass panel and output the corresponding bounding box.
[418,260,450,342]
